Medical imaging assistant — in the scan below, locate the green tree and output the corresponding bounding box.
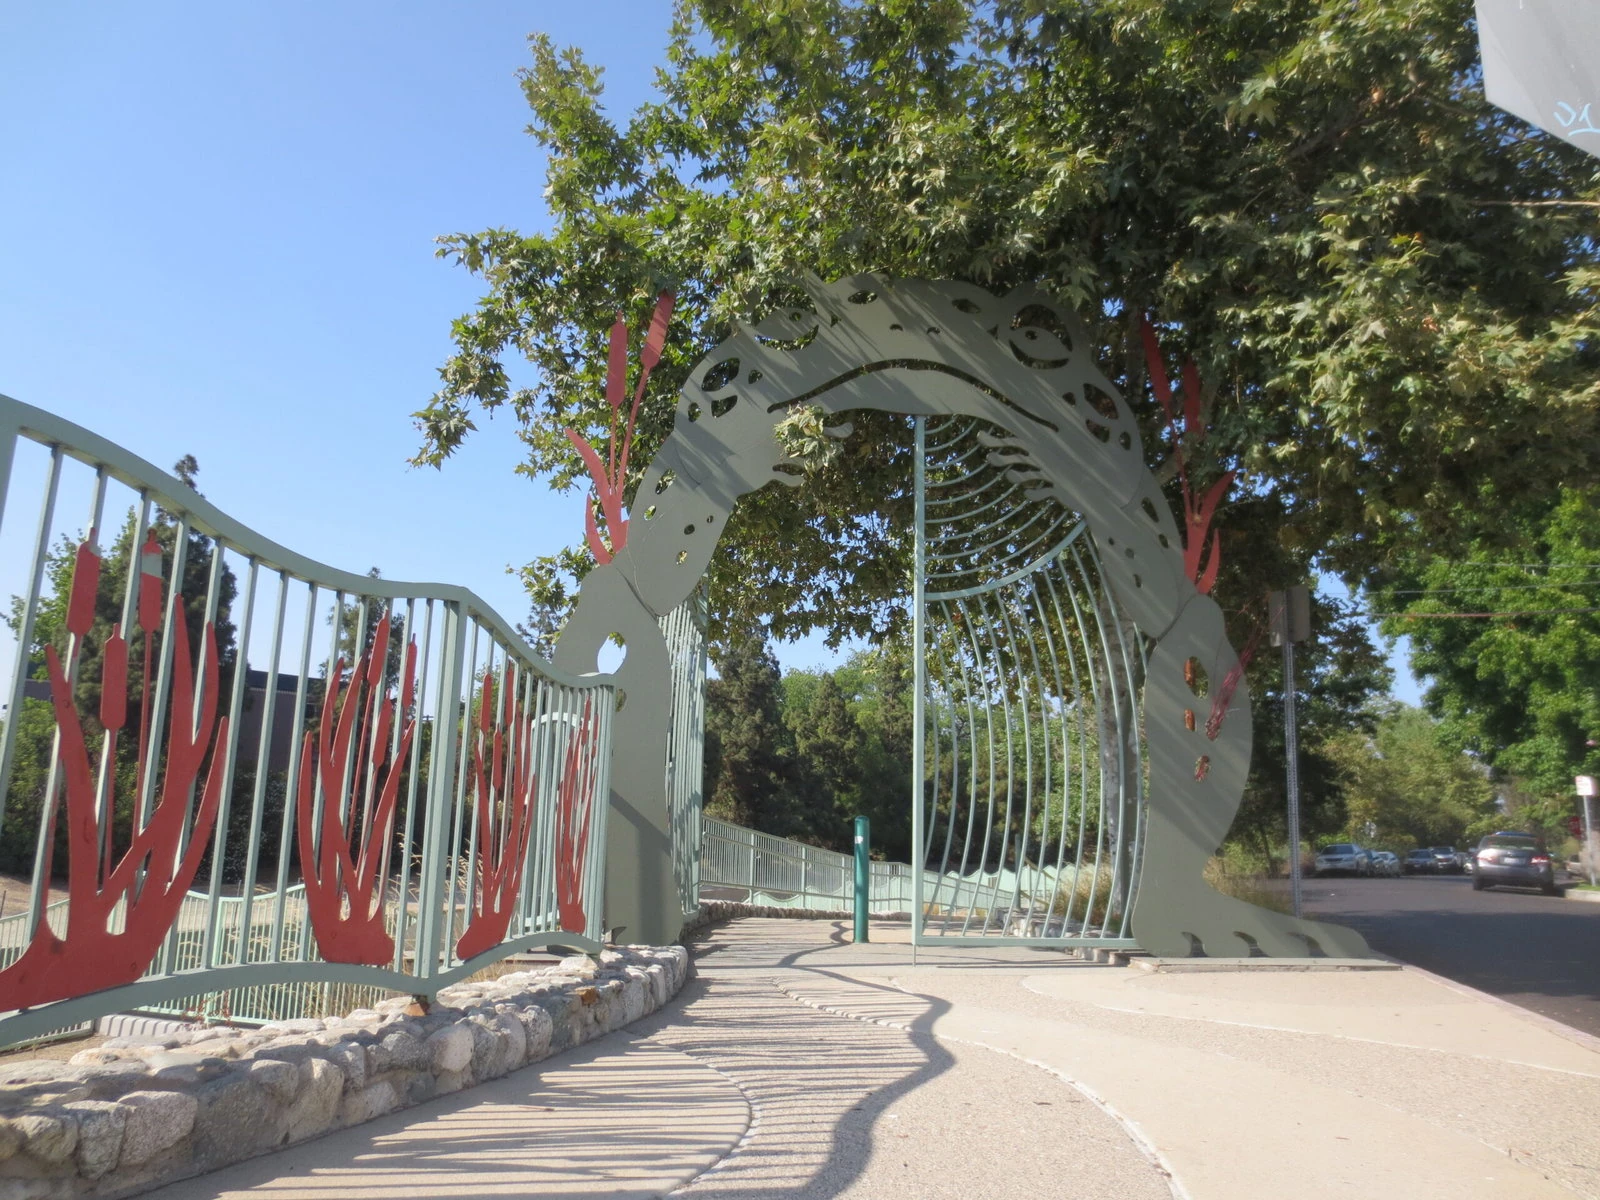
[1230,591,1394,872]
[416,0,1600,655]
[1324,703,1498,848]
[787,671,868,846]
[704,637,800,833]
[1370,489,1600,834]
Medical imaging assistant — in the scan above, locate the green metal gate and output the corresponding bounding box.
[912,415,1145,948]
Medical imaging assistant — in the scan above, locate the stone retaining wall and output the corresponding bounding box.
[0,945,688,1200]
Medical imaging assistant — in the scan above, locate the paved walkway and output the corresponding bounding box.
[152,918,1600,1200]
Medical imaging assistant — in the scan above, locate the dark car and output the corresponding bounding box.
[1472,832,1559,895]
[1403,848,1436,874]
[1430,846,1462,874]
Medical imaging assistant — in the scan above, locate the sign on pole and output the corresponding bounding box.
[1578,775,1599,887]
[1475,0,1600,161]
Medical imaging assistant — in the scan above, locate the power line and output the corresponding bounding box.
[1363,607,1600,619]
[1384,580,1600,594]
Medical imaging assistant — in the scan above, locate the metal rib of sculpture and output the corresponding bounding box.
[555,273,1370,957]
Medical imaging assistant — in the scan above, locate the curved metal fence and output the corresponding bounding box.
[0,395,613,1048]
[912,416,1146,947]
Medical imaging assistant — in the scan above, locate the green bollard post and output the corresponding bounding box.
[853,815,870,943]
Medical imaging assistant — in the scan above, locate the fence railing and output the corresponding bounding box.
[700,816,1094,928]
[0,395,613,1048]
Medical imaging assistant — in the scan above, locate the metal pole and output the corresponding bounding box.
[911,416,926,964]
[1282,636,1304,918]
[853,815,870,943]
[1585,794,1599,888]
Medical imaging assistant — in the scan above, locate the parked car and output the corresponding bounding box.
[1314,843,1370,877]
[1430,846,1463,875]
[1368,850,1401,877]
[1472,832,1559,895]
[1403,848,1436,874]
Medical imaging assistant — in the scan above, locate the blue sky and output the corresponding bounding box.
[0,2,1421,698]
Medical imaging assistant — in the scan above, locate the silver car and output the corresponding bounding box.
[1313,843,1370,877]
[1368,850,1401,877]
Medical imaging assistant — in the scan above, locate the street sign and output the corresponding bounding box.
[1268,586,1311,647]
[1475,0,1600,161]
[1578,775,1598,797]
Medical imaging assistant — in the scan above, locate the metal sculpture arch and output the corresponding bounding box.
[555,274,1371,958]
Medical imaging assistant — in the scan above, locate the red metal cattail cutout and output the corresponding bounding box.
[565,291,675,564]
[0,539,228,1011]
[295,613,418,965]
[455,669,539,960]
[554,696,599,935]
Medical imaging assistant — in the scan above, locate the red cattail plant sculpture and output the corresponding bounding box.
[1140,316,1235,597]
[296,613,417,965]
[1140,316,1258,741]
[454,669,539,960]
[554,697,600,935]
[0,535,227,1011]
[565,291,675,564]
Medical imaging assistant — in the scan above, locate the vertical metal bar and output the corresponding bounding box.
[202,555,259,968]
[444,620,480,962]
[1283,637,1304,919]
[0,446,62,885]
[414,601,466,986]
[271,585,318,963]
[911,416,926,952]
[237,570,288,962]
[94,495,151,883]
[27,458,100,931]
[393,598,432,973]
[0,411,21,550]
[747,826,757,899]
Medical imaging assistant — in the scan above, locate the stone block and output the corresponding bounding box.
[323,1042,366,1093]
[553,955,599,979]
[468,1019,512,1081]
[11,1111,76,1166]
[281,1059,343,1144]
[64,1099,127,1180]
[191,1076,270,1166]
[247,1059,299,1105]
[621,976,648,1024]
[516,1005,553,1061]
[338,1081,398,1126]
[646,963,669,1007]
[493,1011,527,1068]
[367,1028,429,1076]
[426,1026,472,1074]
[117,1090,197,1167]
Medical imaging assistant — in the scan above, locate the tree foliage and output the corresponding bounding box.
[1230,592,1393,869]
[1371,489,1600,823]
[417,0,1600,651]
[1323,703,1498,848]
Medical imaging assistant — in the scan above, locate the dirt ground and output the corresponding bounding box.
[0,870,69,917]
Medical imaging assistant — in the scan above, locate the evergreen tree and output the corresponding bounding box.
[704,638,798,834]
[788,672,867,845]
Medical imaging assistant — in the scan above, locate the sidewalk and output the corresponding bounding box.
[151,917,1600,1200]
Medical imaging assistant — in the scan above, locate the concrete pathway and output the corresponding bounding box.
[150,917,1600,1200]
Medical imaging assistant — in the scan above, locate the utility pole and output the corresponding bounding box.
[1270,587,1312,917]
[1578,775,1599,888]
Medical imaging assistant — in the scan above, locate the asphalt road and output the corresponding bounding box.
[1301,873,1600,1039]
